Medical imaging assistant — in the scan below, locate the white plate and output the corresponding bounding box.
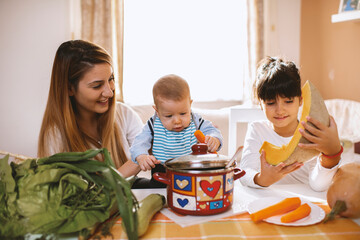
[247,197,325,226]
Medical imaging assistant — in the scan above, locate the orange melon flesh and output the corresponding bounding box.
[260,80,330,166]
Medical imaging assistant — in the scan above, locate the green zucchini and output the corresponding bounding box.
[123,193,166,237]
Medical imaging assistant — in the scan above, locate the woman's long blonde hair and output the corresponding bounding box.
[38,40,127,168]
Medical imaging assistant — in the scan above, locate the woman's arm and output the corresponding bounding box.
[38,127,66,157]
[118,160,141,178]
[119,102,144,146]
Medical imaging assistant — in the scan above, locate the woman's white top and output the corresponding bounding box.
[45,102,143,161]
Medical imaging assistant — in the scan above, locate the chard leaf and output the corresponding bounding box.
[0,155,15,192]
[0,148,139,239]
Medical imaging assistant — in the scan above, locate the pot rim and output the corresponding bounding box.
[165,165,237,174]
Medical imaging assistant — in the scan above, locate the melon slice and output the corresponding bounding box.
[260,80,330,166]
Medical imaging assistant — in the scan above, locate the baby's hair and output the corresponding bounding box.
[254,56,301,101]
[153,74,191,105]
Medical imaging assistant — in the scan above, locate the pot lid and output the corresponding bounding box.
[164,144,232,170]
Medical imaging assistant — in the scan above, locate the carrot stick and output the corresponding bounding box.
[250,197,301,223]
[194,130,206,143]
[194,130,217,153]
[280,203,311,223]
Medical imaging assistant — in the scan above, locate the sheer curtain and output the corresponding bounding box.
[80,0,125,102]
[122,1,250,105]
[247,0,264,104]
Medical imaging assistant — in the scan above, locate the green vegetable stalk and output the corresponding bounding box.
[0,148,139,240]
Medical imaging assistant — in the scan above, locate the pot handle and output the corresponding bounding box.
[152,172,171,185]
[233,168,246,180]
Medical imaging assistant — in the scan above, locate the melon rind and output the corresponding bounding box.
[260,80,330,166]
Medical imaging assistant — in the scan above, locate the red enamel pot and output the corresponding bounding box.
[153,144,246,216]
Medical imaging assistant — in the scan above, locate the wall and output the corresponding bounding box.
[300,0,360,102]
[0,0,71,157]
[264,0,301,65]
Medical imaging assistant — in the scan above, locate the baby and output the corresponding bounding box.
[130,74,223,187]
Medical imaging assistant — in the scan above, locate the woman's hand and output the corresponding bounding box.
[298,116,342,168]
[254,150,303,187]
[205,136,220,153]
[136,154,161,171]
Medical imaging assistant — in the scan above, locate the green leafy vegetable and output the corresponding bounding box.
[0,149,139,240]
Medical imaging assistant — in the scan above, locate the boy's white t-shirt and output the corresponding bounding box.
[239,120,341,192]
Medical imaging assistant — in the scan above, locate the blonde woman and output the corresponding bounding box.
[38,40,142,178]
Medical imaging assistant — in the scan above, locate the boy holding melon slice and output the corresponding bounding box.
[239,56,343,191]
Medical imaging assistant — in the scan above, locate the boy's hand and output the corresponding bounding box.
[204,136,220,153]
[255,150,303,187]
[298,116,342,156]
[136,154,161,171]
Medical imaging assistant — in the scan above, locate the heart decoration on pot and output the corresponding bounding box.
[177,198,189,208]
[176,179,189,189]
[199,204,207,209]
[200,180,221,198]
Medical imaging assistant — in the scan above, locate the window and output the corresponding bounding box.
[123,0,248,105]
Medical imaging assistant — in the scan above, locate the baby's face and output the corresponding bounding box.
[154,97,192,132]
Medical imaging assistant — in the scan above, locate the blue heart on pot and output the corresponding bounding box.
[177,198,189,208]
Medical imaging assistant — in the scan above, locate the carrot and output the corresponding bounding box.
[250,197,301,223]
[194,130,206,143]
[194,130,217,154]
[280,203,311,223]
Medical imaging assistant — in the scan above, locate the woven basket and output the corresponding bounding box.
[0,150,31,164]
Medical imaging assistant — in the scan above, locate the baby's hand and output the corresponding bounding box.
[204,136,220,153]
[136,154,161,171]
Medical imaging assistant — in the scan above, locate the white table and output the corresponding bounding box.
[51,183,360,239]
[131,182,330,228]
[228,104,266,155]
